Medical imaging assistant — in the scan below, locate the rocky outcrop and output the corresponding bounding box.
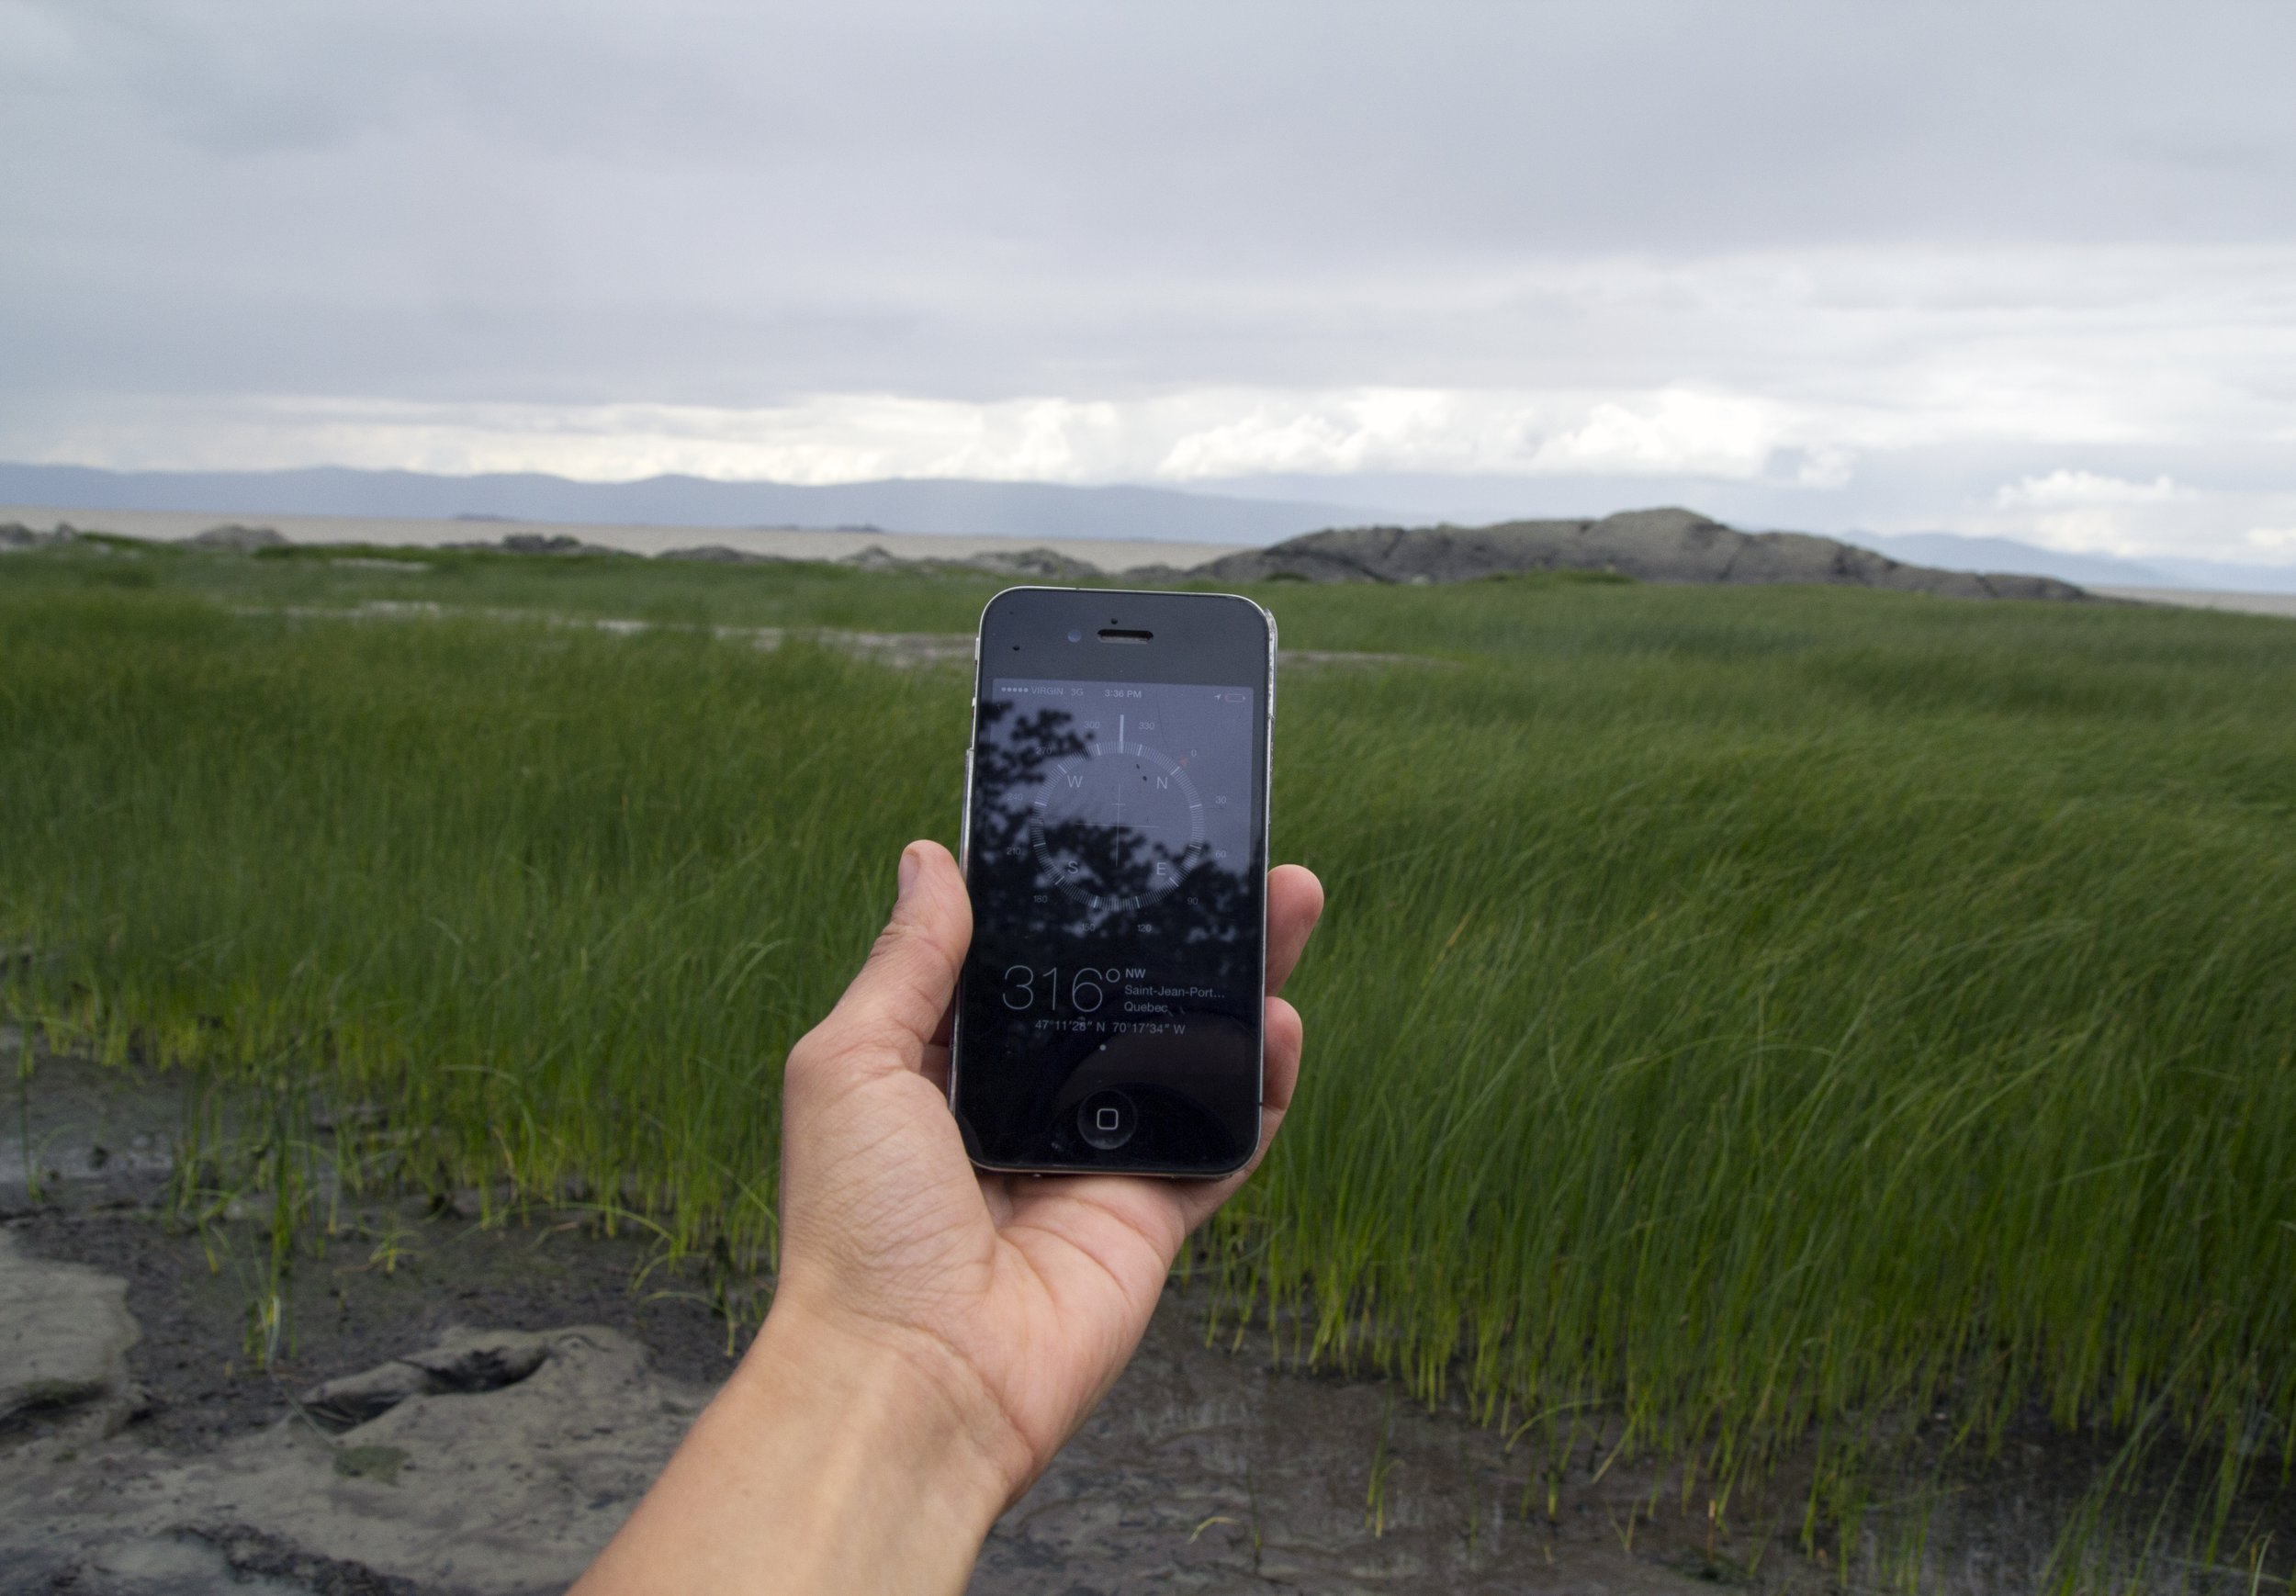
[1186,507,2092,600]
[3,1321,701,1594]
[1111,564,1195,586]
[186,523,287,553]
[658,544,791,565]
[17,506,2097,601]
[951,546,1104,582]
[0,1232,141,1442]
[442,533,629,556]
[299,1329,555,1432]
[534,512,2096,599]
[0,522,76,551]
[838,545,1105,582]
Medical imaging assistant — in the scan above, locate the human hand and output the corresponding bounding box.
[574,840,1322,1596]
[773,840,1324,1498]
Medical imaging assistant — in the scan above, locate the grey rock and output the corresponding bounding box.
[959,546,1102,582]
[1195,507,2094,600]
[838,544,910,572]
[1,521,68,550]
[6,1321,703,1595]
[41,521,135,555]
[299,1329,552,1432]
[1115,563,1195,587]
[442,533,627,556]
[827,544,1105,581]
[71,1523,416,1593]
[0,1231,141,1437]
[186,523,288,553]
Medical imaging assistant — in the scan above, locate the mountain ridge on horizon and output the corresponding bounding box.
[6,461,2293,594]
[1841,529,2296,596]
[0,461,1415,547]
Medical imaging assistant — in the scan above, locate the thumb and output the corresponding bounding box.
[816,840,973,1065]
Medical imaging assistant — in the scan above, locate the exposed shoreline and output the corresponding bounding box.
[15,503,2296,615]
[14,1040,2270,1595]
[2092,584,2296,618]
[0,502,1247,576]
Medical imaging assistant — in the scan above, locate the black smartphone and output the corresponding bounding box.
[951,587,1276,1177]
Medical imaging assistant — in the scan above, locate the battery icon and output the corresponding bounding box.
[1219,691,1248,702]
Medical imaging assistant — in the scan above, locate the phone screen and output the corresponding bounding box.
[955,670,1267,1173]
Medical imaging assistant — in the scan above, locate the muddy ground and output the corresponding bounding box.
[6,1031,2285,1595]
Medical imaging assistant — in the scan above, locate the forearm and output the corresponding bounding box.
[571,1302,1015,1596]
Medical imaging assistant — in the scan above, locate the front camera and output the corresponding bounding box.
[1067,628,1083,643]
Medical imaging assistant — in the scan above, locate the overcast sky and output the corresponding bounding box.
[5,0,2294,559]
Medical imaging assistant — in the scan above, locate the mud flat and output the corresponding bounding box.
[7,1046,1765,1595]
[8,1040,2287,1595]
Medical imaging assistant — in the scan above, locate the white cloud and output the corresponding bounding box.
[5,386,1835,488]
[1154,392,1464,479]
[1994,470,2182,509]
[1794,448,1856,489]
[1978,471,2197,553]
[2249,527,2296,550]
[4,393,1139,487]
[1526,391,1784,478]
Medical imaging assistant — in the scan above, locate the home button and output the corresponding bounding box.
[1076,1091,1137,1151]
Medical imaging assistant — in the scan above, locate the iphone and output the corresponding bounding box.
[951,588,1276,1176]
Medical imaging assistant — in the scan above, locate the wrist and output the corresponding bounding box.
[740,1290,1028,1510]
[573,1291,1021,1596]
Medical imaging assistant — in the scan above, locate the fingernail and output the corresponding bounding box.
[896,846,920,902]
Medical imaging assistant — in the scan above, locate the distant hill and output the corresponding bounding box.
[16,462,2287,593]
[1850,531,2296,595]
[1170,509,2091,600]
[0,463,1401,545]
[1850,533,2173,589]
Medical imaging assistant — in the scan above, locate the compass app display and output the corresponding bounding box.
[955,675,1266,1171]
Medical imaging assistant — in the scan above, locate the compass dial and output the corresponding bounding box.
[1030,730,1207,911]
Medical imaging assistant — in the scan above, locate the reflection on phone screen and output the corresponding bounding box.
[957,677,1266,1170]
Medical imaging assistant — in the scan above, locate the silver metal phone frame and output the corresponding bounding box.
[949,585,1278,1179]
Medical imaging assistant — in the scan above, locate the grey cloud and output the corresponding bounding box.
[3,0,2295,563]
[14,5,2296,264]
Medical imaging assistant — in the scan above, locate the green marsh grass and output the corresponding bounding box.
[4,543,2293,1566]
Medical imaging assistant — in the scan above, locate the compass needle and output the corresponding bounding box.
[1029,699,1205,915]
